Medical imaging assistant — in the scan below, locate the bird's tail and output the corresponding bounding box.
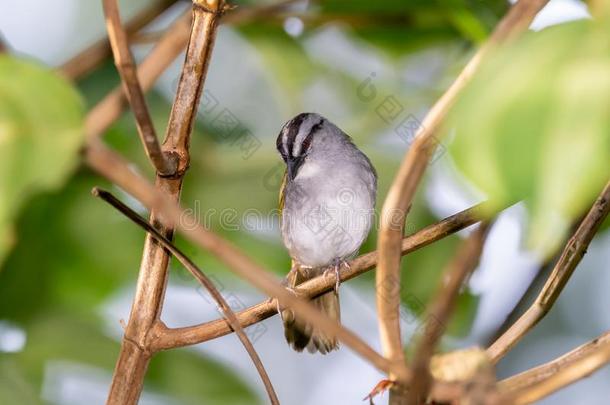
[282,264,340,354]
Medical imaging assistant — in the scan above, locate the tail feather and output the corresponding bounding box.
[306,291,340,354]
[282,264,340,354]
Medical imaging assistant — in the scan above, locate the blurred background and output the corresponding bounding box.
[0,0,609,404]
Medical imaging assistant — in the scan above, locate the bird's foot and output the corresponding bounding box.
[324,258,350,295]
[274,284,299,323]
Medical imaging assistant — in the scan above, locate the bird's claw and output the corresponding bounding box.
[325,259,349,295]
[275,285,298,322]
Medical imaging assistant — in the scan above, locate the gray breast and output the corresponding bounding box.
[281,152,376,267]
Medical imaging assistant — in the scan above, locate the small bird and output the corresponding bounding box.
[276,112,377,353]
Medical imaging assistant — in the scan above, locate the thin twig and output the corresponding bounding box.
[104,1,224,403]
[151,202,490,350]
[487,180,610,363]
[102,0,176,175]
[507,340,610,404]
[374,0,550,398]
[59,0,176,80]
[407,223,490,404]
[92,187,279,405]
[499,330,610,393]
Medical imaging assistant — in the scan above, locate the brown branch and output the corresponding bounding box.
[374,0,550,399]
[506,338,610,404]
[102,0,177,175]
[92,187,279,405]
[487,180,610,363]
[85,9,192,141]
[499,330,610,393]
[407,223,490,404]
[85,0,310,142]
[59,0,176,80]
[152,202,490,350]
[86,141,410,384]
[104,0,225,403]
[129,30,171,45]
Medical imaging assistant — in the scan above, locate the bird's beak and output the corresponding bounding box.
[287,156,305,180]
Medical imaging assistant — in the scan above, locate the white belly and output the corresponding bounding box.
[281,178,375,267]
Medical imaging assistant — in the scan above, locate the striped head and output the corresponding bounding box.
[276,112,325,180]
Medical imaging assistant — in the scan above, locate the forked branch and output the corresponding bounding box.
[104,1,225,403]
[487,180,610,363]
[507,339,610,404]
[85,9,192,141]
[499,329,610,393]
[85,0,311,142]
[92,187,279,405]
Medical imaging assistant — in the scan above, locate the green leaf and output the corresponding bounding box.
[0,56,84,268]
[447,21,610,258]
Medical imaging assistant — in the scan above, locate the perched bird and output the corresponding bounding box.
[276,112,377,353]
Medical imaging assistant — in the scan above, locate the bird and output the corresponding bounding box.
[276,112,377,354]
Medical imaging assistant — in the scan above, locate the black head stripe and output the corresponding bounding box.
[301,118,323,155]
[286,113,308,158]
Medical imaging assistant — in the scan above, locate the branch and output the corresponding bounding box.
[85,0,309,142]
[59,0,176,80]
[85,9,192,141]
[104,0,225,403]
[102,0,177,175]
[506,339,610,404]
[487,180,610,363]
[92,188,279,405]
[407,223,490,404]
[373,0,550,399]
[152,202,490,350]
[499,330,610,393]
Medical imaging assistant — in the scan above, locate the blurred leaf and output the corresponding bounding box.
[148,348,258,405]
[15,312,120,386]
[238,25,317,112]
[447,21,610,258]
[0,171,143,322]
[11,311,256,404]
[0,360,41,405]
[0,55,84,268]
[75,60,121,108]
